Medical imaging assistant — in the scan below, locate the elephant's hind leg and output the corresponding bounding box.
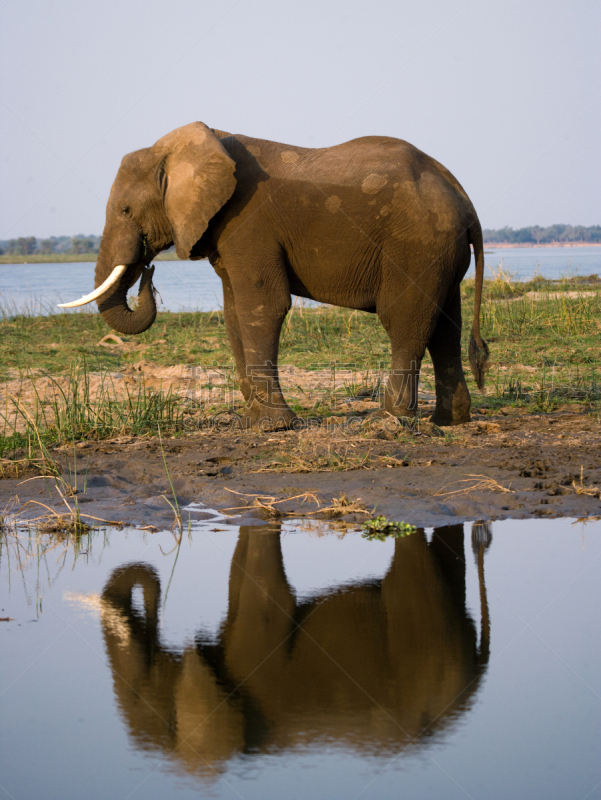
[427,288,471,426]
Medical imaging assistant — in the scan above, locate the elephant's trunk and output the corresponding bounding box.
[102,562,161,628]
[96,262,157,335]
[94,231,157,335]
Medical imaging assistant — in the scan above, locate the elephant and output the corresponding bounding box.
[100,523,490,781]
[61,122,489,429]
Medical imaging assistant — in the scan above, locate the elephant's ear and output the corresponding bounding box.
[154,122,237,260]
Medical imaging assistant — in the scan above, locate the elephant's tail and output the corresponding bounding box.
[472,521,492,667]
[468,221,490,390]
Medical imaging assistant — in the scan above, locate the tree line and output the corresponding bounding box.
[0,235,101,256]
[482,224,601,244]
[1,225,600,256]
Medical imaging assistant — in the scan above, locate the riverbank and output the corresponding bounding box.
[0,252,180,264]
[1,273,600,528]
[2,405,600,530]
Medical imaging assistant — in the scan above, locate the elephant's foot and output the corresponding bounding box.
[430,409,471,426]
[381,397,418,421]
[430,395,471,426]
[240,401,299,432]
[430,376,472,426]
[368,407,417,422]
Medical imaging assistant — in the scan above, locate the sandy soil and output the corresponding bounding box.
[2,403,600,529]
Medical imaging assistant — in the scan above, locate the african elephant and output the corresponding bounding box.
[100,524,490,781]
[62,122,489,428]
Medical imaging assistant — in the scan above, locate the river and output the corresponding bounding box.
[1,246,600,316]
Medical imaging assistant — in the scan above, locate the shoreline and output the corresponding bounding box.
[0,253,180,265]
[2,407,601,529]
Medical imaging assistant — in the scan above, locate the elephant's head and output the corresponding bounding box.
[62,122,237,334]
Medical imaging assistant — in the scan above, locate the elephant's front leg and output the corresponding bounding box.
[231,279,297,430]
[220,272,251,402]
[378,305,425,418]
[385,349,423,417]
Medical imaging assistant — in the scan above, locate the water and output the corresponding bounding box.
[1,515,600,800]
[0,260,225,316]
[472,245,601,281]
[1,246,600,316]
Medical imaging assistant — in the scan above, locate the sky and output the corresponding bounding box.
[1,0,599,239]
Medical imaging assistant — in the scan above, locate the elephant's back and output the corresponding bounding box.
[230,133,476,270]
[234,133,451,192]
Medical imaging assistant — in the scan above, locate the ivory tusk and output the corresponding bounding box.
[57,265,128,308]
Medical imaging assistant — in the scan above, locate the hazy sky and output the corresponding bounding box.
[1,0,599,239]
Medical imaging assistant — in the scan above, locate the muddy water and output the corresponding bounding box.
[1,516,600,800]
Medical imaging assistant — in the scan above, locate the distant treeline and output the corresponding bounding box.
[2,225,600,256]
[483,224,601,244]
[0,235,101,256]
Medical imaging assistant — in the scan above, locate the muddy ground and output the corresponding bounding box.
[2,403,600,529]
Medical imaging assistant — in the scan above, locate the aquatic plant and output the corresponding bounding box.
[361,516,417,540]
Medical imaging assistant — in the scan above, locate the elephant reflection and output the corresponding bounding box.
[100,524,490,780]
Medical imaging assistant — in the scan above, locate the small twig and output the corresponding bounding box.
[16,499,62,518]
[53,481,77,516]
[17,475,57,485]
[11,499,122,527]
[75,513,124,525]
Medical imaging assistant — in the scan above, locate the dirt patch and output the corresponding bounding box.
[2,406,600,529]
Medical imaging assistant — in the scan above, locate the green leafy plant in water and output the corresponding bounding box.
[361,516,417,541]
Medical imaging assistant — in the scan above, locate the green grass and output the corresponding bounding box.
[464,271,601,412]
[0,307,231,378]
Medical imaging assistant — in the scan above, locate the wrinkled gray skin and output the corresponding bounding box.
[94,122,488,429]
[100,524,490,778]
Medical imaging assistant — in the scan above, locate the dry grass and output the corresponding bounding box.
[251,417,431,474]
[222,487,371,518]
[0,456,55,479]
[571,467,601,499]
[434,474,514,497]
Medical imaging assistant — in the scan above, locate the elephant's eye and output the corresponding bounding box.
[121,205,132,217]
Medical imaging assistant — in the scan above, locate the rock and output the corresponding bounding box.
[419,421,445,438]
